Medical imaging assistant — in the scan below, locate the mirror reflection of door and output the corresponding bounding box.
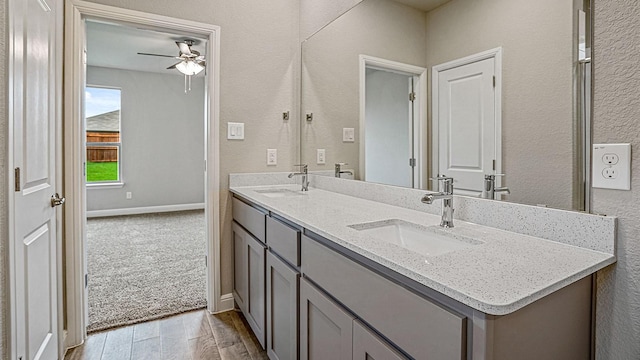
[433,49,501,197]
[364,68,419,188]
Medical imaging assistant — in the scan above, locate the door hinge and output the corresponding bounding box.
[14,168,21,192]
[493,160,496,171]
[409,158,416,167]
[83,162,86,177]
[493,76,496,88]
[409,92,416,102]
[204,255,208,267]
[85,274,88,288]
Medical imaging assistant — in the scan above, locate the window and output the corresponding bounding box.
[85,86,122,184]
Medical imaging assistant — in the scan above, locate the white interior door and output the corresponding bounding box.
[436,57,497,196]
[11,0,60,359]
[364,68,415,188]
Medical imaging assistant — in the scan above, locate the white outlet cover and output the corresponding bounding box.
[592,143,631,190]
[267,149,277,166]
[317,149,326,165]
[227,122,245,140]
[343,128,355,142]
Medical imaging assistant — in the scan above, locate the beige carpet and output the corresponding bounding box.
[86,210,206,332]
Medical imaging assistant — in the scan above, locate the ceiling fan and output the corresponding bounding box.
[138,40,206,92]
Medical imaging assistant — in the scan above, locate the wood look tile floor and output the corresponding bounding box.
[65,310,268,360]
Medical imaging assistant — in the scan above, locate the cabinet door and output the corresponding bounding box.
[232,221,248,312]
[245,232,267,348]
[267,251,300,360]
[300,278,354,360]
[353,320,408,360]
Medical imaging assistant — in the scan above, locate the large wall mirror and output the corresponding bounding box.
[300,0,592,211]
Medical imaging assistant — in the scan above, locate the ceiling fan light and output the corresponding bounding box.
[176,60,204,76]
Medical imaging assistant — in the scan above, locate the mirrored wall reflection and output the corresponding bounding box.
[300,0,592,211]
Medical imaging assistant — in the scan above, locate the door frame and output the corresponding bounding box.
[359,55,427,188]
[63,0,222,348]
[432,47,503,195]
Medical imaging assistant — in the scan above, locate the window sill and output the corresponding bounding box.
[86,182,125,189]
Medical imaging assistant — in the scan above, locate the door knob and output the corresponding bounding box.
[51,193,65,207]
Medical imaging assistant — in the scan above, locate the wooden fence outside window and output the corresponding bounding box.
[86,131,120,162]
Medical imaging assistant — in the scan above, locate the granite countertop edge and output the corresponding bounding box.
[229,185,615,316]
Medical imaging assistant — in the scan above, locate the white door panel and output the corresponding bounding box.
[365,69,413,187]
[437,57,496,195]
[12,0,60,358]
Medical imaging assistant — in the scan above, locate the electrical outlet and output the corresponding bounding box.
[317,149,326,165]
[602,153,619,165]
[343,128,355,142]
[267,149,277,166]
[602,168,618,179]
[592,143,631,190]
[126,192,132,199]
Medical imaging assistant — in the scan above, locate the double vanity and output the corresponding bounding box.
[229,173,616,360]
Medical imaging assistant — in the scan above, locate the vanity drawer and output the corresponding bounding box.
[233,197,267,242]
[266,216,301,267]
[301,235,467,360]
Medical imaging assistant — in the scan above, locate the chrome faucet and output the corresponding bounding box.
[481,174,510,199]
[288,164,309,191]
[335,163,353,178]
[421,176,454,228]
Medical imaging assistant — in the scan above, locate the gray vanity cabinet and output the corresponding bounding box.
[232,197,268,349]
[232,221,267,348]
[300,277,354,360]
[353,320,408,360]
[266,215,301,360]
[266,251,299,360]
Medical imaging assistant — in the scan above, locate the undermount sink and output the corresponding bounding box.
[348,219,483,257]
[255,188,303,198]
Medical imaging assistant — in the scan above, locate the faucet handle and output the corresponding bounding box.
[485,174,505,180]
[335,162,348,166]
[430,175,454,193]
[293,164,308,170]
[430,175,454,183]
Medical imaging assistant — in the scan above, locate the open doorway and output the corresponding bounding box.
[82,21,208,332]
[64,2,222,349]
[359,55,427,189]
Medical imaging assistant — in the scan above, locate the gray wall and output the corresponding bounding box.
[1,0,7,357]
[593,0,640,358]
[86,66,205,211]
[425,0,575,210]
[81,0,301,296]
[300,0,362,40]
[301,0,428,176]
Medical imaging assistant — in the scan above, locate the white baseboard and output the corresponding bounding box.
[216,293,235,313]
[86,203,205,218]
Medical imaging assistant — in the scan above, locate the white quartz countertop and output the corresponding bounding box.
[230,184,615,315]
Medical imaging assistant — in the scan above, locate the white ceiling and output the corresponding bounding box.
[86,20,207,75]
[393,0,451,11]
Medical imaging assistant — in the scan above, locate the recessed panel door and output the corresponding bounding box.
[437,57,496,195]
[12,0,61,358]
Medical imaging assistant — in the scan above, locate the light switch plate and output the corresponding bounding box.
[227,122,245,140]
[592,143,631,190]
[343,128,355,142]
[317,149,326,165]
[267,149,277,166]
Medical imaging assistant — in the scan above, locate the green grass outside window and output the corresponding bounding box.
[86,162,119,182]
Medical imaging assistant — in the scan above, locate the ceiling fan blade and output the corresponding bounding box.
[176,42,192,56]
[137,52,176,58]
[167,61,183,70]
